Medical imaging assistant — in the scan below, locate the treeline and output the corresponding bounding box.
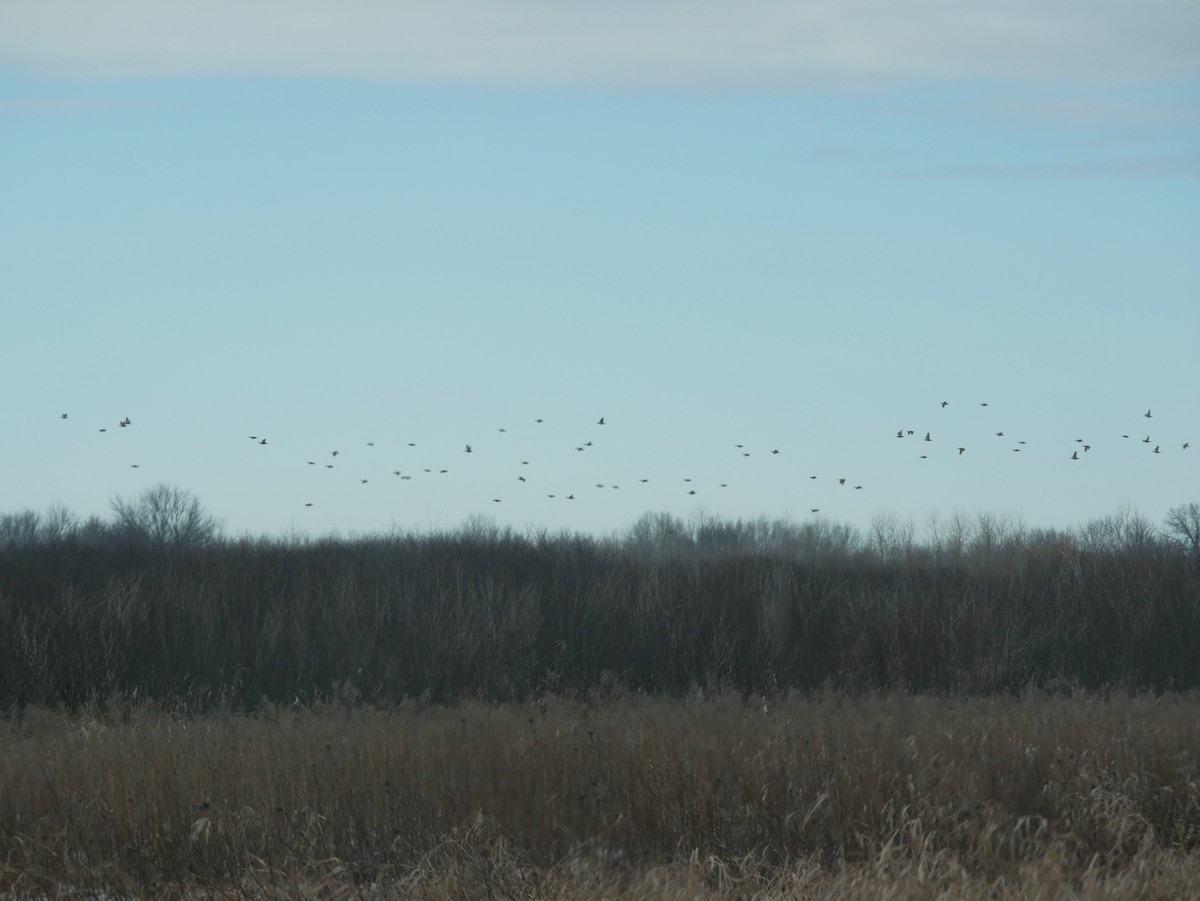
[1,486,1198,710]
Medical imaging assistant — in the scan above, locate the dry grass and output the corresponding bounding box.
[2,689,1199,898]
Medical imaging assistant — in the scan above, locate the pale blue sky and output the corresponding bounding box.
[2,2,1197,538]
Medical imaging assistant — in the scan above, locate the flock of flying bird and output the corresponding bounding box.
[53,402,1190,515]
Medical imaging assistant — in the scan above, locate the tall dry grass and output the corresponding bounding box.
[2,691,1198,897]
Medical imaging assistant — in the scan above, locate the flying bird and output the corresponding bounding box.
[958,447,966,455]
[924,433,931,441]
[259,439,267,445]
[597,417,605,425]
[1071,451,1079,460]
[465,444,472,453]
[60,413,67,419]
[1145,409,1152,418]
[1153,446,1161,454]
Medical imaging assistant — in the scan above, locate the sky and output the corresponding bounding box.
[2,1,1198,541]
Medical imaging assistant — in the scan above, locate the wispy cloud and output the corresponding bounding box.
[2,0,1197,88]
[912,153,1200,179]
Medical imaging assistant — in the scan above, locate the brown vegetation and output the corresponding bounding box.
[2,691,1199,898]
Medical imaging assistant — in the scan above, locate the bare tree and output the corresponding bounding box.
[109,484,221,548]
[1164,503,1200,556]
[0,510,42,548]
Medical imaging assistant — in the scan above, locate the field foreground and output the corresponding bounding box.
[2,690,1199,899]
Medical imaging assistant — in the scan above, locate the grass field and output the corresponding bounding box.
[3,690,1199,898]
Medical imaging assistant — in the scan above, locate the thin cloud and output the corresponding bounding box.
[2,0,1197,88]
[912,154,1200,178]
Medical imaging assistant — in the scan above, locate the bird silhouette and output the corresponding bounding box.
[771,449,780,455]
[597,417,605,425]
[837,479,846,485]
[259,439,267,445]
[958,447,966,455]
[1153,446,1161,454]
[332,450,339,457]
[465,444,472,453]
[924,432,931,441]
[1143,436,1151,444]
[1185,443,1191,450]
[1071,451,1079,460]
[1145,409,1152,418]
[60,413,67,419]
